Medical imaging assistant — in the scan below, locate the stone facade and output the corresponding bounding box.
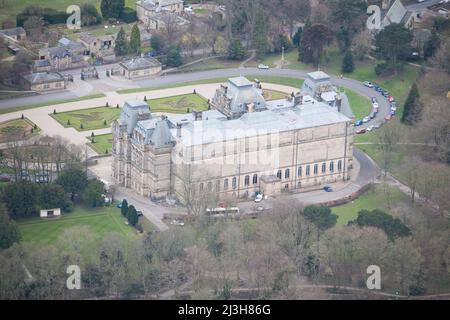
[22,72,66,92]
[112,75,354,203]
[119,57,162,79]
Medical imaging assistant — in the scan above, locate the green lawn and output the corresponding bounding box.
[62,22,135,41]
[0,93,105,115]
[263,89,289,101]
[175,58,241,73]
[88,133,113,155]
[0,118,39,143]
[51,106,121,131]
[332,184,409,225]
[0,0,136,25]
[17,205,138,245]
[149,93,209,114]
[194,8,208,15]
[344,89,372,120]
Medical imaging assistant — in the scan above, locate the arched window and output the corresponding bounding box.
[306,165,310,176]
[244,175,250,186]
[322,162,326,173]
[298,166,302,177]
[277,170,282,179]
[224,178,229,190]
[253,174,258,184]
[338,160,342,172]
[199,183,204,192]
[314,164,318,175]
[330,161,334,173]
[285,169,290,179]
[232,177,237,189]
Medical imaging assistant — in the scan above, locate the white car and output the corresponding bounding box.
[184,6,193,13]
[363,116,371,123]
[254,194,263,203]
[366,125,374,132]
[363,81,373,88]
[258,64,269,70]
[171,219,185,226]
[372,102,379,108]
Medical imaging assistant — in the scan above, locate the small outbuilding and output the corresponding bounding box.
[259,175,282,197]
[21,72,66,92]
[119,56,162,79]
[40,208,61,218]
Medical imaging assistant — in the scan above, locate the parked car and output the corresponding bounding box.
[391,105,397,112]
[323,186,333,192]
[372,102,379,108]
[0,174,11,182]
[391,101,397,108]
[373,107,379,113]
[356,128,366,134]
[137,211,143,217]
[382,90,390,97]
[255,193,264,203]
[371,97,378,103]
[366,125,375,132]
[385,114,392,121]
[390,109,396,116]
[370,112,376,119]
[388,96,395,102]
[171,219,185,226]
[355,120,363,126]
[374,86,382,92]
[116,202,123,209]
[363,116,371,123]
[258,64,269,70]
[374,123,383,129]
[363,81,374,88]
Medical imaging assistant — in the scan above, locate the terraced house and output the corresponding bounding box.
[112,75,354,201]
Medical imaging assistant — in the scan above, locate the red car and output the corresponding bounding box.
[385,114,392,121]
[388,96,395,103]
[356,128,366,134]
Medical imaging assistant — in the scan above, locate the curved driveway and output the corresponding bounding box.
[0,68,390,129]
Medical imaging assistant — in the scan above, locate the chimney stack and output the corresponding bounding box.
[176,123,182,138]
[192,109,203,121]
[294,93,303,106]
[336,94,342,112]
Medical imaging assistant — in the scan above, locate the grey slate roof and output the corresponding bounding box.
[34,60,51,68]
[226,76,266,114]
[137,0,183,11]
[171,100,351,147]
[40,46,71,59]
[307,71,330,81]
[0,27,25,37]
[118,100,151,134]
[120,57,162,71]
[23,72,64,84]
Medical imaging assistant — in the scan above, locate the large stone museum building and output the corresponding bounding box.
[112,74,354,201]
